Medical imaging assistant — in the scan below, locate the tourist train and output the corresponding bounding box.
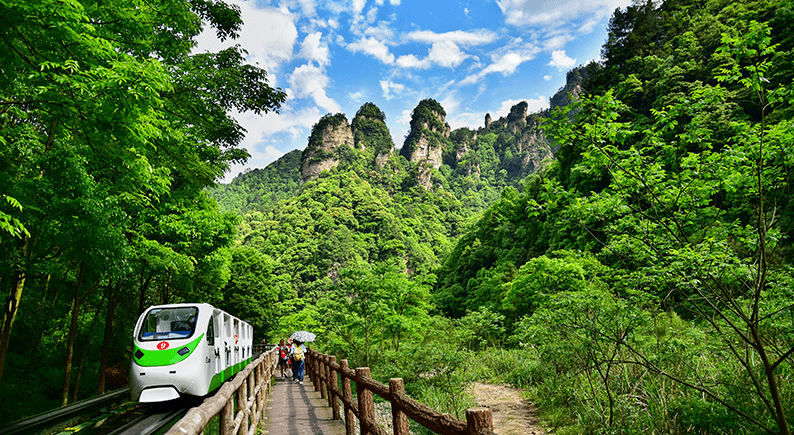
[130,303,253,402]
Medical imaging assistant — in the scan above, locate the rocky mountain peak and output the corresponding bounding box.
[351,102,394,160]
[301,113,353,182]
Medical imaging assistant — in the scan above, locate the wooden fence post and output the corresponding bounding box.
[389,378,410,435]
[220,400,233,435]
[238,378,248,433]
[257,359,265,410]
[356,367,374,435]
[303,350,309,383]
[319,354,327,399]
[247,371,255,432]
[329,356,339,419]
[466,408,493,435]
[314,353,321,392]
[341,360,355,435]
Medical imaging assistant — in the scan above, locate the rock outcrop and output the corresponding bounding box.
[400,99,450,188]
[351,102,394,166]
[301,113,353,182]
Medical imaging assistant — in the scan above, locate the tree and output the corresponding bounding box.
[220,246,280,338]
[0,0,285,398]
[544,21,794,435]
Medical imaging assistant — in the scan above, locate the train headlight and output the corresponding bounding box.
[135,350,144,360]
[178,347,190,356]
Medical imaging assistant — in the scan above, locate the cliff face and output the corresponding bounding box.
[517,118,552,174]
[296,97,559,189]
[301,113,353,182]
[400,99,450,188]
[351,102,394,165]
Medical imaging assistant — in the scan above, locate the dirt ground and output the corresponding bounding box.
[468,382,547,435]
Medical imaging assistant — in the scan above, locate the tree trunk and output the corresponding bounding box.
[23,274,54,387]
[97,281,120,394]
[61,264,102,406]
[0,235,29,389]
[61,265,84,406]
[138,274,152,316]
[72,288,106,402]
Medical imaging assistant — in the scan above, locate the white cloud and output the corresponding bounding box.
[288,64,341,113]
[298,32,331,66]
[380,80,406,100]
[405,29,499,46]
[460,44,540,85]
[396,40,470,69]
[352,0,366,16]
[543,75,552,80]
[347,37,395,64]
[396,54,424,69]
[495,97,549,118]
[220,105,322,182]
[543,34,573,51]
[194,3,298,78]
[366,6,378,23]
[548,50,576,70]
[364,22,397,42]
[497,0,632,28]
[295,0,317,18]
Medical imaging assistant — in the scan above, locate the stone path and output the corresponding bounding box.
[260,372,346,435]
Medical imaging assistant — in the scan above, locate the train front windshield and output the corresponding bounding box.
[138,307,199,341]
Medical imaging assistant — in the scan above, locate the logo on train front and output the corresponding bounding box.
[157,341,169,350]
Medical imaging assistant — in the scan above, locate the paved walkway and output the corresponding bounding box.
[261,370,346,435]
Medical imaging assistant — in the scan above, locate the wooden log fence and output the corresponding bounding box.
[306,348,497,435]
[164,346,278,435]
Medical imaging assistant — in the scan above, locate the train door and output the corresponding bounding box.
[223,313,232,370]
[206,311,218,388]
[214,312,222,374]
[233,319,240,367]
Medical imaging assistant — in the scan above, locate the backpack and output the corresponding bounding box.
[293,345,304,361]
[280,348,287,359]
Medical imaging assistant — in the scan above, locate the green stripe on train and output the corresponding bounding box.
[207,358,254,393]
[133,334,205,367]
[209,371,225,392]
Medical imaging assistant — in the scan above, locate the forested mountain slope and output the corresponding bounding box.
[209,91,564,312]
[434,0,794,433]
[213,0,794,432]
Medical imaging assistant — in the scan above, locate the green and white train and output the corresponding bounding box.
[130,303,253,402]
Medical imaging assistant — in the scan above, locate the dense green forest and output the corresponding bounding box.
[0,0,286,421]
[2,0,794,434]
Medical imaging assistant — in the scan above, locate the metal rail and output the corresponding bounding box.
[106,408,186,435]
[0,388,130,435]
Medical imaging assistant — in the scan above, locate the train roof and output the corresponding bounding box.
[140,303,251,325]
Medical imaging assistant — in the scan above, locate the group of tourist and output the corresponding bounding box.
[276,338,308,384]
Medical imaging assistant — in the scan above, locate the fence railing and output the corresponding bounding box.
[306,349,496,435]
[164,346,278,435]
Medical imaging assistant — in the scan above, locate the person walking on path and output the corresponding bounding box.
[289,340,307,384]
[277,339,289,379]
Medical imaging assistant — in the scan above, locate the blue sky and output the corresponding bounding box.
[196,0,633,183]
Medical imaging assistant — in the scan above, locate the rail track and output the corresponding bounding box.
[0,388,196,435]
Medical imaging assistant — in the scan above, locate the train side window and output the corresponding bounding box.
[206,317,215,346]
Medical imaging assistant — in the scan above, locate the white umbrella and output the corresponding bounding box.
[290,330,316,342]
